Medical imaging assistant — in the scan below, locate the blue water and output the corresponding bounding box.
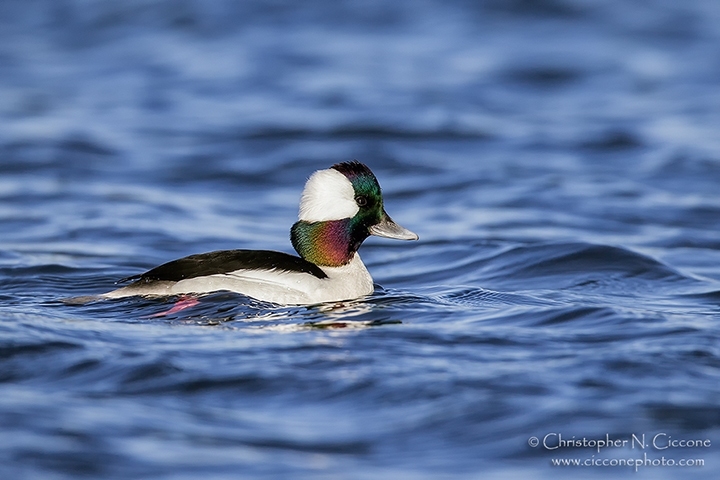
[2,0,720,478]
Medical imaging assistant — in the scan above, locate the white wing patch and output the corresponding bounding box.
[298,168,358,222]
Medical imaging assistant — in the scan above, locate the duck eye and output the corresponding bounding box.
[355,195,368,207]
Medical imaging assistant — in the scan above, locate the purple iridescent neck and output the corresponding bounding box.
[290,218,366,267]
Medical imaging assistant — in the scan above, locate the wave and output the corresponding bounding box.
[475,242,692,290]
[239,124,492,141]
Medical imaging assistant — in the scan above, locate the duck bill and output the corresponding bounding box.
[369,213,418,241]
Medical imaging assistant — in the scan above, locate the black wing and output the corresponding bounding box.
[118,249,328,284]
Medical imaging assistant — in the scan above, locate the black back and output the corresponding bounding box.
[119,249,328,284]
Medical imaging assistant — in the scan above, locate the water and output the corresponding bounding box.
[2,0,720,478]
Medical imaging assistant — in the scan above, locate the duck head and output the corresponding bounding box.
[290,161,418,267]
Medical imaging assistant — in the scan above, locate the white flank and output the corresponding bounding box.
[298,168,358,222]
[101,254,374,305]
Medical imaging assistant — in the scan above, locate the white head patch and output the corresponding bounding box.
[298,168,359,222]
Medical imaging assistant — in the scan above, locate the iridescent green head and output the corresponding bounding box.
[290,161,418,267]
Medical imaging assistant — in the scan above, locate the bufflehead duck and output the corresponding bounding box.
[102,161,418,305]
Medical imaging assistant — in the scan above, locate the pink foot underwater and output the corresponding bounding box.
[150,296,201,317]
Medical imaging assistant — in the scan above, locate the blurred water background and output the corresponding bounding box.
[2,0,720,478]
